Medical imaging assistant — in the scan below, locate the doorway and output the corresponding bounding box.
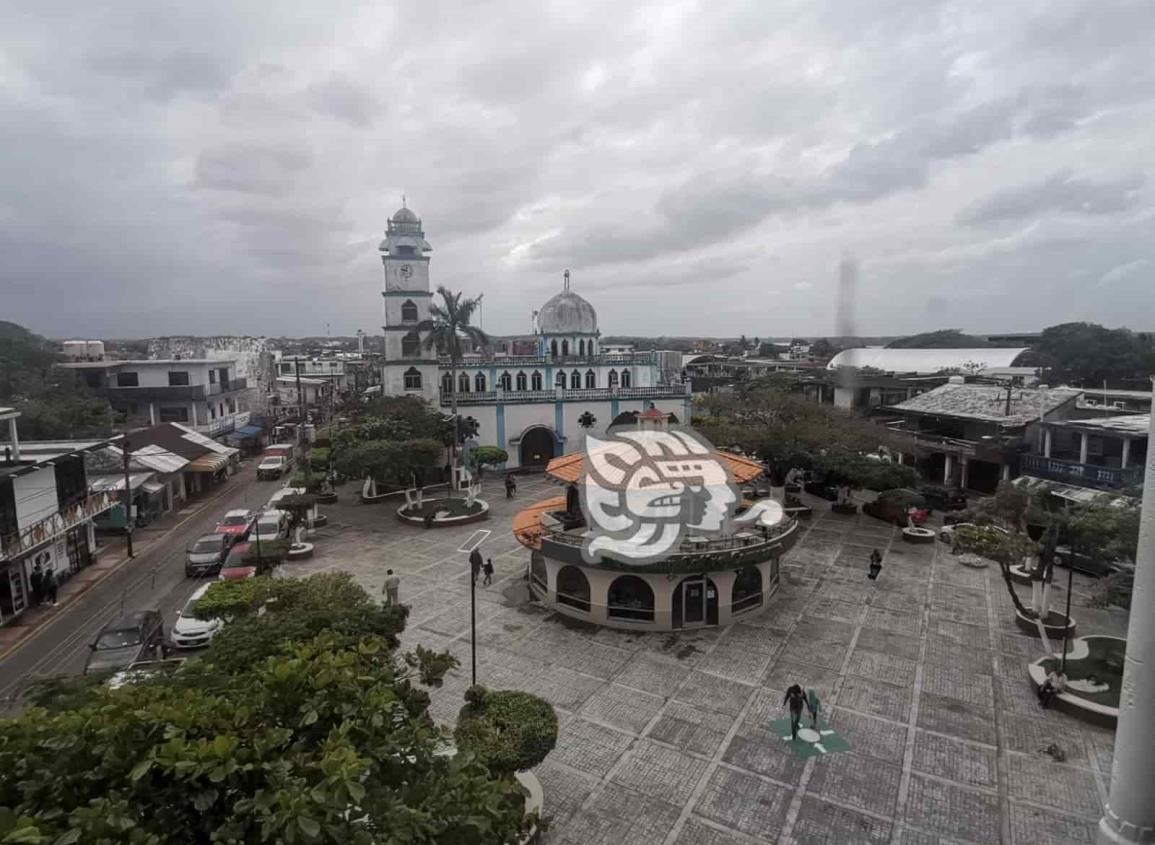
[518,426,556,469]
[673,575,718,628]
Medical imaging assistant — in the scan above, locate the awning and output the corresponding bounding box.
[186,453,231,473]
[1011,475,1132,507]
[235,424,263,438]
[90,473,153,493]
[142,480,166,494]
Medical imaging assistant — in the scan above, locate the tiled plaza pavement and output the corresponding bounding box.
[294,476,1128,845]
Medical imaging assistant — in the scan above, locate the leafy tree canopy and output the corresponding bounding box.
[333,438,443,486]
[886,329,991,349]
[468,446,508,469]
[1037,321,1155,387]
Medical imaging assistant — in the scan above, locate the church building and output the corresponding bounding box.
[377,205,690,469]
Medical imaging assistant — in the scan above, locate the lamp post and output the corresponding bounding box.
[467,546,481,686]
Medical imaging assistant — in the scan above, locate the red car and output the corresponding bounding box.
[217,542,257,581]
[214,509,254,543]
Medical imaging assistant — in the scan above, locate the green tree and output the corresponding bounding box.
[468,445,508,471]
[1037,322,1155,386]
[419,287,489,480]
[886,329,991,349]
[455,686,558,778]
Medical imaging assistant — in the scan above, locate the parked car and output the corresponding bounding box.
[171,583,224,649]
[919,485,967,512]
[249,509,290,541]
[185,533,230,577]
[266,486,307,509]
[85,610,166,674]
[863,489,930,526]
[218,542,257,581]
[803,477,839,501]
[214,509,254,542]
[257,455,290,480]
[938,522,1009,545]
[1053,545,1128,578]
[107,656,187,690]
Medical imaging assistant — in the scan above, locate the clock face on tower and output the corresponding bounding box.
[400,264,413,280]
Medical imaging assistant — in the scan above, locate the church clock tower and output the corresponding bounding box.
[379,203,437,402]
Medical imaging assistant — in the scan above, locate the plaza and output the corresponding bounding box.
[295,474,1127,845]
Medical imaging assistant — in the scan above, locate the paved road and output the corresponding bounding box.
[0,465,280,711]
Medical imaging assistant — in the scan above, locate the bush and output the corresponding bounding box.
[455,686,558,777]
[307,446,331,466]
[469,445,508,469]
[289,470,324,492]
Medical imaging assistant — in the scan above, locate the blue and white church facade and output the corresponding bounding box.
[379,206,690,469]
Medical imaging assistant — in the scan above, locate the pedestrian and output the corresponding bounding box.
[805,688,822,729]
[1038,669,1066,709]
[483,557,494,586]
[783,684,806,740]
[868,549,883,581]
[504,474,516,499]
[29,561,44,606]
[469,548,483,585]
[382,569,400,605]
[423,512,434,529]
[42,568,58,607]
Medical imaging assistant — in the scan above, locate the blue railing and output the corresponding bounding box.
[1021,454,1144,490]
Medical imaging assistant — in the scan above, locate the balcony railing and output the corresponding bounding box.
[440,353,656,367]
[440,384,691,406]
[193,411,251,437]
[1021,454,1144,490]
[0,490,118,560]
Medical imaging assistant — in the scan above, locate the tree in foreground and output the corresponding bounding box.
[0,574,546,844]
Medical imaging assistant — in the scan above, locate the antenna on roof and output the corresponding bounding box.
[563,269,570,291]
[402,193,407,208]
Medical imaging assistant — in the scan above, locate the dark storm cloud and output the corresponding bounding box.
[1,0,1153,338]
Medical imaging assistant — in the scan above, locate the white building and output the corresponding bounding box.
[377,206,691,468]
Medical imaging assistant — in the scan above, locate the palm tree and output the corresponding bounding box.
[419,286,489,490]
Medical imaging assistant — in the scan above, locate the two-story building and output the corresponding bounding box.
[0,408,118,625]
[59,358,250,437]
[1019,413,1148,497]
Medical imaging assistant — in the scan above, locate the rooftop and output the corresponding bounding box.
[1050,413,1151,437]
[827,347,1031,374]
[890,383,1082,425]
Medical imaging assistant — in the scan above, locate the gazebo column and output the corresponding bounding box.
[1097,408,1155,844]
[711,569,737,627]
[653,576,674,629]
[1121,438,1131,469]
[584,566,612,625]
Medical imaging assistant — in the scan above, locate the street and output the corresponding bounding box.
[0,464,276,711]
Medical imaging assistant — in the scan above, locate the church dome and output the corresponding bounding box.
[539,289,598,334]
[392,206,419,224]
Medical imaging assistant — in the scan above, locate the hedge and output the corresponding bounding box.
[454,685,558,777]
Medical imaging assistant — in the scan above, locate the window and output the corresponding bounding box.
[555,371,566,389]
[516,371,528,391]
[458,372,470,393]
[608,369,619,388]
[441,372,454,394]
[550,339,558,357]
[401,331,421,357]
[209,369,217,383]
[401,300,418,322]
[168,371,190,386]
[475,372,487,392]
[585,369,596,389]
[570,370,581,389]
[579,339,586,356]
[531,371,543,391]
[499,371,512,391]
[607,575,654,622]
[404,368,422,390]
[620,368,631,388]
[561,339,569,356]
[280,363,293,374]
[556,566,591,613]
[732,566,763,614]
[159,406,189,423]
[116,372,139,387]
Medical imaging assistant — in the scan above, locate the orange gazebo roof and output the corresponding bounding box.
[544,448,764,486]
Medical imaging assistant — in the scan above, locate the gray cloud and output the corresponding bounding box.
[959,169,1146,225]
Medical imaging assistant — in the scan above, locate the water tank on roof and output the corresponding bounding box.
[61,341,88,359]
[85,340,105,360]
[948,375,965,385]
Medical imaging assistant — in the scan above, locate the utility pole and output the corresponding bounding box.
[122,436,134,558]
[294,356,305,449]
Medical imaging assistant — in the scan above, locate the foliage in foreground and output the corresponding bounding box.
[455,685,558,778]
[1,574,543,844]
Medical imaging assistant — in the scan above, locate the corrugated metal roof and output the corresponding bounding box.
[890,383,1082,425]
[187,453,230,473]
[1053,414,1150,436]
[170,423,239,457]
[90,473,154,492]
[827,347,1030,374]
[127,444,189,473]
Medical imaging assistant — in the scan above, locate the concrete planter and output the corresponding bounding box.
[1027,635,1124,728]
[1014,608,1076,640]
[396,498,490,527]
[316,491,338,505]
[1008,563,1033,585]
[902,527,936,544]
[286,542,315,561]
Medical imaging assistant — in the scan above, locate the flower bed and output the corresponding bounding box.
[902,527,936,544]
[1029,635,1124,726]
[396,497,489,526]
[1015,608,1076,639]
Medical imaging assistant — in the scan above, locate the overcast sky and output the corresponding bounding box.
[2,0,1153,340]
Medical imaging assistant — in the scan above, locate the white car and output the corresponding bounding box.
[266,486,307,509]
[249,509,290,541]
[257,455,289,480]
[171,583,223,649]
[938,522,1009,545]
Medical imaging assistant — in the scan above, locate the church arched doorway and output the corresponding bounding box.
[519,426,556,469]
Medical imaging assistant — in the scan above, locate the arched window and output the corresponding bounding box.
[458,372,470,393]
[516,371,528,391]
[550,339,558,357]
[499,371,512,391]
[579,339,586,356]
[732,566,763,614]
[531,371,543,391]
[401,300,418,323]
[474,372,487,392]
[555,371,566,389]
[607,575,654,622]
[401,331,421,358]
[585,369,596,389]
[608,369,619,388]
[556,566,591,613]
[403,367,422,390]
[570,370,581,389]
[441,372,454,394]
[588,339,596,356]
[529,551,548,597]
[561,339,569,356]
[620,368,631,388]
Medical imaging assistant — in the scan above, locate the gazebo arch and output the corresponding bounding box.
[607,575,654,622]
[556,566,591,613]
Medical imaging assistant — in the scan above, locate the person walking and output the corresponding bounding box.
[469,548,483,585]
[483,557,494,586]
[805,688,822,729]
[504,475,516,499]
[783,684,806,740]
[29,562,44,606]
[42,568,58,607]
[868,549,883,581]
[382,569,400,605]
